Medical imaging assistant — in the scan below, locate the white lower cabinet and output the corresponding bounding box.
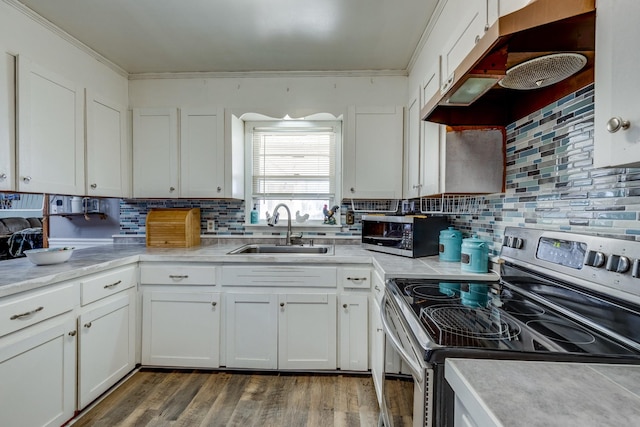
[142,289,221,368]
[339,294,368,371]
[225,292,337,370]
[78,290,136,409]
[77,266,137,410]
[0,316,77,427]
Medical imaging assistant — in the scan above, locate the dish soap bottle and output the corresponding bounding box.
[250,204,259,224]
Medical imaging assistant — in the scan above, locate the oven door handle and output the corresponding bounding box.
[380,293,424,384]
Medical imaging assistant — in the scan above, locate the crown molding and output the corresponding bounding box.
[3,0,128,78]
[128,69,408,81]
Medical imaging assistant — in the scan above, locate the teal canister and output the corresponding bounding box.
[439,226,463,262]
[460,235,489,273]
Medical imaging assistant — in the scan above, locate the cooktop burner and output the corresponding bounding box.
[525,319,595,345]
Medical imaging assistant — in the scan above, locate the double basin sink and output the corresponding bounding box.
[228,243,334,255]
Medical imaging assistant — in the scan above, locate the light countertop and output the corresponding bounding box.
[445,358,640,427]
[0,243,498,298]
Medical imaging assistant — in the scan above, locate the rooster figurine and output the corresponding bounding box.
[322,204,340,225]
[295,210,309,223]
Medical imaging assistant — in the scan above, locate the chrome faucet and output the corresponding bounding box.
[267,203,303,245]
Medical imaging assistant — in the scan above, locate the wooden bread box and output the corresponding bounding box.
[146,208,201,248]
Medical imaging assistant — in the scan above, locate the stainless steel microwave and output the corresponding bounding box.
[361,215,449,258]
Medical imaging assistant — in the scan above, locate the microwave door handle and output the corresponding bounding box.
[380,294,424,384]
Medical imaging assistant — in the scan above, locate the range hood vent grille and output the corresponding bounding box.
[421,0,596,126]
[498,53,587,90]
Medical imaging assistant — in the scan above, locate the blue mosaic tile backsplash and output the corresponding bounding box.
[119,83,640,254]
[450,83,640,256]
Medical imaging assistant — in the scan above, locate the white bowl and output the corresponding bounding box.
[24,247,74,265]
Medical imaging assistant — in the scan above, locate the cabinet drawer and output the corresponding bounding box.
[0,284,75,337]
[222,266,337,287]
[141,264,217,285]
[340,268,371,289]
[80,266,137,305]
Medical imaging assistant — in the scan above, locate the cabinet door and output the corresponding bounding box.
[17,56,84,194]
[180,108,225,198]
[420,121,443,196]
[0,317,76,427]
[225,293,278,369]
[440,1,486,94]
[0,52,15,191]
[344,106,404,199]
[142,290,220,368]
[594,0,640,168]
[86,90,130,197]
[278,293,337,370]
[404,91,422,199]
[371,296,384,406]
[78,291,135,409]
[338,294,368,371]
[132,108,179,197]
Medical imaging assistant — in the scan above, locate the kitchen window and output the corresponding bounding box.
[245,120,342,225]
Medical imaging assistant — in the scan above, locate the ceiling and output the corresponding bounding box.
[17,0,440,75]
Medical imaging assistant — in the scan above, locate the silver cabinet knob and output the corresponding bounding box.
[211,301,217,307]
[0,173,6,180]
[84,322,92,328]
[169,187,175,192]
[68,330,77,337]
[343,303,348,309]
[90,183,97,189]
[280,302,285,307]
[350,187,355,193]
[22,176,31,183]
[607,117,630,133]
[217,186,222,192]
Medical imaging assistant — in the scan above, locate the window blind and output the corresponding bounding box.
[252,127,336,199]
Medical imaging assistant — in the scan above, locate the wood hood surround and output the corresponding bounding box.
[421,0,596,126]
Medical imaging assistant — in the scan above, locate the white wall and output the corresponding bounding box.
[129,75,408,117]
[0,0,128,105]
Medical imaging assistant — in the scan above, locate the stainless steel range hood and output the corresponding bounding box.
[421,0,596,126]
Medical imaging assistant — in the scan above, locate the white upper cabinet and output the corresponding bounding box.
[0,53,15,192]
[133,108,179,198]
[86,90,130,198]
[180,108,225,198]
[593,0,640,168]
[439,0,487,94]
[404,90,422,199]
[133,107,242,199]
[344,106,404,199]
[17,56,84,194]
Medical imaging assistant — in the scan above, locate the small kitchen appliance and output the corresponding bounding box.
[379,227,640,427]
[361,215,449,258]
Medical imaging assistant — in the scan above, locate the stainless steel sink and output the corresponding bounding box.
[227,243,334,255]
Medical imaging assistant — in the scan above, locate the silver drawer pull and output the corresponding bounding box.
[169,275,189,279]
[10,306,43,320]
[84,322,92,328]
[104,280,122,289]
[347,277,367,282]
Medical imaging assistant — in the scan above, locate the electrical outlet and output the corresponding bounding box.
[207,220,215,232]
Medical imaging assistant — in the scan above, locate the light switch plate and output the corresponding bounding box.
[207,220,215,232]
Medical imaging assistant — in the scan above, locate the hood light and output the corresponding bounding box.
[443,76,502,106]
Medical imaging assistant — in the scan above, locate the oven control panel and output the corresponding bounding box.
[500,227,640,301]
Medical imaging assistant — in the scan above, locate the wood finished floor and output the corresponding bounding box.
[70,370,414,427]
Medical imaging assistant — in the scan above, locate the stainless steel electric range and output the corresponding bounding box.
[380,227,640,427]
